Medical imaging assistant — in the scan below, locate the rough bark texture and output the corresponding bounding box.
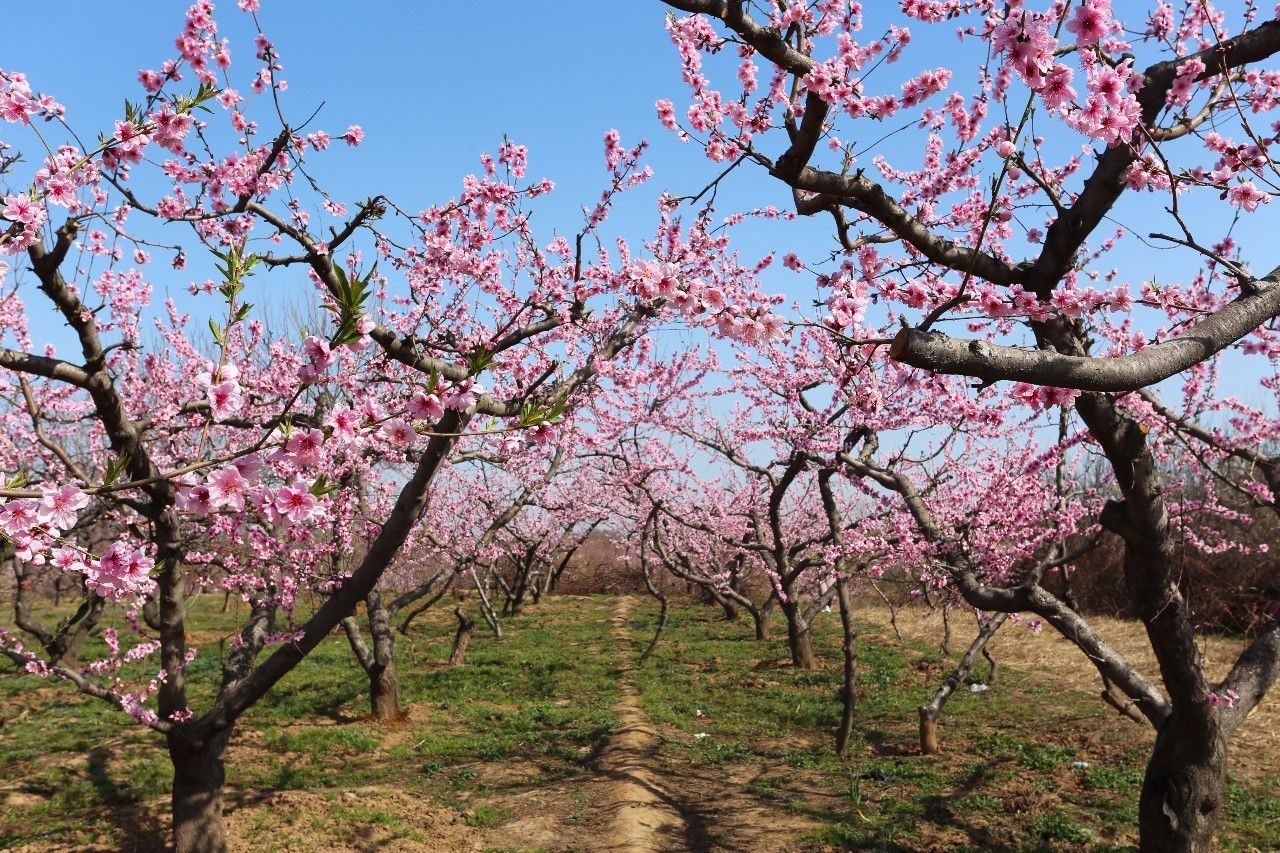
[447,607,474,667]
[781,600,816,670]
[889,276,1280,391]
[1139,713,1228,853]
[168,727,232,853]
[343,594,403,722]
[365,593,402,722]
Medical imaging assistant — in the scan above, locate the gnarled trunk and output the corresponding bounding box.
[1138,711,1227,853]
[342,593,402,722]
[366,593,401,721]
[168,726,232,853]
[781,600,815,669]
[447,607,475,667]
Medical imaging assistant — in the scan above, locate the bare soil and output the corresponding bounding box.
[597,596,690,851]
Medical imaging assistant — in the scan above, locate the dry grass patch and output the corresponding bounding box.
[854,601,1280,782]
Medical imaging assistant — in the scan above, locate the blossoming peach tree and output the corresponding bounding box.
[657,1,1280,850]
[0,3,778,850]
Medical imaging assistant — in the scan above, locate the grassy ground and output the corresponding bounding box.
[0,595,622,851]
[0,593,1276,851]
[627,601,1280,851]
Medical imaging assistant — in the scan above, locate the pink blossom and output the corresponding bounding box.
[407,392,445,421]
[207,379,243,419]
[1229,182,1270,212]
[327,407,360,443]
[342,125,364,146]
[0,499,41,538]
[284,428,326,468]
[175,484,213,515]
[274,480,321,525]
[38,485,89,531]
[87,543,155,601]
[3,193,40,225]
[206,467,251,511]
[1066,0,1111,47]
[50,546,88,574]
[1207,688,1240,709]
[381,418,416,448]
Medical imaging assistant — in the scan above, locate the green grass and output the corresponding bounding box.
[465,804,515,828]
[0,594,620,848]
[626,601,1280,851]
[2,594,1278,851]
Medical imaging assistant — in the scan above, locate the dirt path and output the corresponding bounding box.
[598,596,691,852]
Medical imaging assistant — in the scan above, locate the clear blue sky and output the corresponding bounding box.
[5,2,1272,409]
[6,3,811,344]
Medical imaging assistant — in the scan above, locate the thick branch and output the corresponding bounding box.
[890,271,1280,391]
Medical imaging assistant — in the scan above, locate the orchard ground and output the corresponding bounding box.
[1,594,1277,852]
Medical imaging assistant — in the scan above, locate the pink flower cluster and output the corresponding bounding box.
[196,362,244,420]
[1,487,154,601]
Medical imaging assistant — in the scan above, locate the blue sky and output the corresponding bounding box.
[5,2,1274,412]
[6,3,802,344]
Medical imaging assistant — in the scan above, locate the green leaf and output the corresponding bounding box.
[467,345,495,374]
[102,453,130,487]
[308,475,341,497]
[208,319,225,345]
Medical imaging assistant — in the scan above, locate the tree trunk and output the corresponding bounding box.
[919,707,940,756]
[719,597,740,622]
[1138,712,1227,853]
[473,570,503,638]
[448,608,474,667]
[366,593,402,722]
[638,560,669,665]
[752,606,769,640]
[168,726,232,853]
[834,576,857,755]
[342,596,402,722]
[781,600,816,669]
[918,612,1009,755]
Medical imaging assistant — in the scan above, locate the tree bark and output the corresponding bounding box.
[1139,711,1227,852]
[341,594,402,722]
[781,599,816,669]
[752,604,770,640]
[718,596,740,622]
[447,608,474,667]
[834,575,857,755]
[168,726,232,853]
[919,612,1009,755]
[638,555,669,665]
[365,593,401,722]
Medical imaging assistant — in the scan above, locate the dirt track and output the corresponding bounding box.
[598,596,690,852]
